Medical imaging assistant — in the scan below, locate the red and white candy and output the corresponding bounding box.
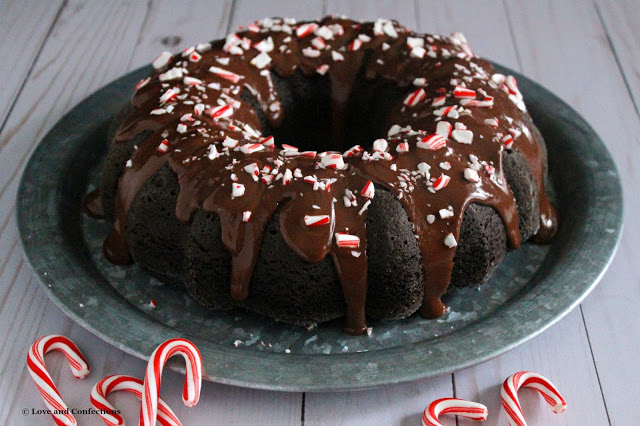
[208,104,233,120]
[404,88,427,106]
[140,339,202,426]
[361,180,375,199]
[304,215,330,227]
[422,398,488,426]
[453,86,476,99]
[208,66,243,83]
[27,335,90,426]
[418,134,446,150]
[335,232,360,248]
[501,371,566,426]
[90,375,181,426]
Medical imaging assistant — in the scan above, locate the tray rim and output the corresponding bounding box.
[16,62,624,392]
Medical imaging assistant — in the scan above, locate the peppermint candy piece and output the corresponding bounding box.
[135,77,151,91]
[372,138,388,152]
[335,232,360,248]
[464,168,480,183]
[240,143,265,154]
[250,52,272,69]
[152,51,173,70]
[436,121,452,137]
[501,371,566,426]
[157,139,170,153]
[296,23,318,38]
[453,86,476,99]
[396,142,410,153]
[27,335,90,426]
[432,95,446,107]
[232,183,245,198]
[418,134,446,150]
[361,180,375,198]
[432,174,450,190]
[208,104,234,120]
[452,129,473,144]
[404,88,427,106]
[422,398,488,426]
[304,215,330,227]
[159,89,177,104]
[90,375,181,426]
[502,134,514,149]
[444,233,457,248]
[208,66,243,83]
[140,339,202,426]
[320,153,346,170]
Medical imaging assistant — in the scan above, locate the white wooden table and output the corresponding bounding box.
[1,1,637,424]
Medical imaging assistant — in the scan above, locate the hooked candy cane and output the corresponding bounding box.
[90,375,181,426]
[501,371,566,426]
[26,335,90,426]
[422,398,488,426]
[140,339,202,426]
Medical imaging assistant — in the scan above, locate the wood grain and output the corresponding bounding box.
[127,0,233,70]
[0,0,64,129]
[0,0,638,424]
[503,1,640,425]
[595,0,640,115]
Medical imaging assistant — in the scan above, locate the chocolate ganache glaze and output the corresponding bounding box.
[89,16,557,335]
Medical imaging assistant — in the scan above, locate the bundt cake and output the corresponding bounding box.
[85,16,557,335]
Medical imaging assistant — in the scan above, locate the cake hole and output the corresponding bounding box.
[244,63,406,152]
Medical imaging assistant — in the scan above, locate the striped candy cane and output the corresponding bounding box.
[26,335,90,426]
[422,398,488,426]
[501,371,567,426]
[140,339,202,426]
[90,375,181,426]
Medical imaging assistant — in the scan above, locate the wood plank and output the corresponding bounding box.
[0,1,151,424]
[1,1,304,425]
[412,1,611,424]
[305,376,452,425]
[502,2,640,425]
[455,311,608,425]
[231,0,326,26]
[326,0,419,26]
[0,0,64,128]
[127,0,234,70]
[596,0,640,114]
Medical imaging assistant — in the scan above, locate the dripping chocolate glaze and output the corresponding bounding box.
[88,16,557,335]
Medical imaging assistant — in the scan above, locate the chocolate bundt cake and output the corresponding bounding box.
[85,16,557,335]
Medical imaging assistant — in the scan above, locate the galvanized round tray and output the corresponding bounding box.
[17,63,623,391]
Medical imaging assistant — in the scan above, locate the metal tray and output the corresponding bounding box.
[17,63,623,391]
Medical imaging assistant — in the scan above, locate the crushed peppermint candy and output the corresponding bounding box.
[209,66,243,83]
[464,168,480,182]
[304,215,330,227]
[452,129,473,144]
[418,134,446,150]
[404,88,427,106]
[152,51,173,70]
[232,183,245,198]
[432,174,451,190]
[444,233,457,248]
[335,232,360,248]
[361,180,375,199]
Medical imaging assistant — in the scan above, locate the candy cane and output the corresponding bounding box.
[26,335,90,426]
[422,398,488,426]
[140,339,202,426]
[90,375,181,426]
[501,371,567,426]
